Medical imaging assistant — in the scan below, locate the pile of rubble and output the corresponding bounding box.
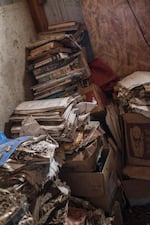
[0,129,113,225]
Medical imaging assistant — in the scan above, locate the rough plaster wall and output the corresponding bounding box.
[0,0,37,131]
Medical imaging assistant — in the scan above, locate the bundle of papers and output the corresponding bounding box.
[0,134,69,225]
[9,96,98,143]
[8,95,105,174]
[27,35,90,100]
[33,180,70,225]
[115,71,150,118]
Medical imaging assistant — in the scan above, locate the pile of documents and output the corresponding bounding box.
[27,32,90,100]
[8,94,106,172]
[1,21,119,224]
[0,129,112,225]
[7,87,117,215]
[9,96,98,143]
[38,21,82,41]
[115,71,150,118]
[0,133,70,225]
[1,20,116,225]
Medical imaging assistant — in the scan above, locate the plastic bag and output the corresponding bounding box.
[0,131,10,144]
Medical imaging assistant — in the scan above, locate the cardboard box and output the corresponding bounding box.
[123,113,150,166]
[63,138,102,172]
[60,147,117,212]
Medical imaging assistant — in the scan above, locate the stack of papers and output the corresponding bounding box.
[9,96,99,144]
[115,71,150,117]
[27,35,90,100]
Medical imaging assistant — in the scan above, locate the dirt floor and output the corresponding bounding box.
[123,204,150,225]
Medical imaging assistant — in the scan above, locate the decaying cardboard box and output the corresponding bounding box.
[123,113,150,166]
[62,138,102,172]
[60,147,118,212]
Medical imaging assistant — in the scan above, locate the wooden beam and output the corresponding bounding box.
[27,0,48,32]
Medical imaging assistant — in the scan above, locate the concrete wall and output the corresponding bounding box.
[0,0,37,131]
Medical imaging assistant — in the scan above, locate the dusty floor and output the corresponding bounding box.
[123,204,150,225]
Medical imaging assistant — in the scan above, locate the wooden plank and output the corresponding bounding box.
[27,0,48,32]
[48,21,77,31]
[43,0,84,25]
[80,0,150,76]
